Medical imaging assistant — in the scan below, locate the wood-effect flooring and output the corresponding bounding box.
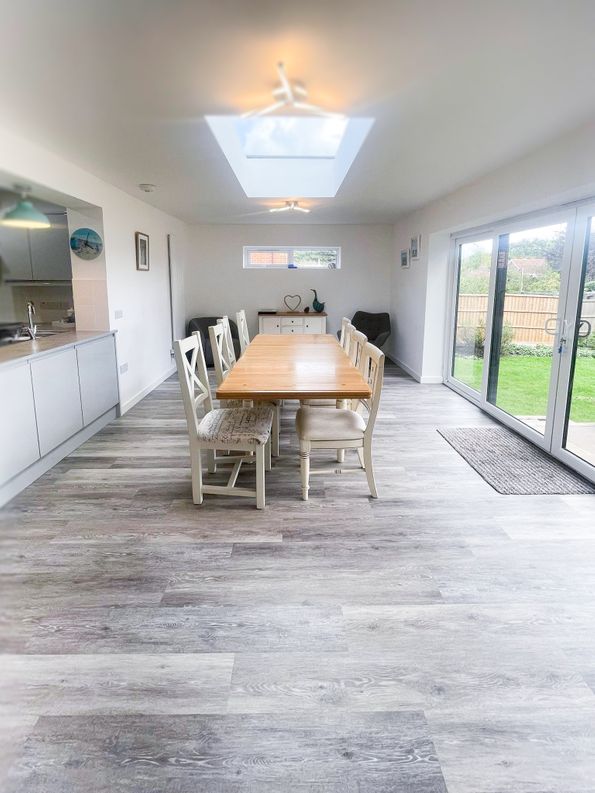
[1,364,595,793]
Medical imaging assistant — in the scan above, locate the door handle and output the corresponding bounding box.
[578,319,592,338]
[544,317,559,335]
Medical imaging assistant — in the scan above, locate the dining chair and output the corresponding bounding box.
[303,325,365,413]
[236,309,250,355]
[174,332,273,509]
[210,321,280,457]
[295,341,385,501]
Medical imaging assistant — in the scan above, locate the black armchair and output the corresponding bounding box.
[338,312,391,348]
[186,316,241,367]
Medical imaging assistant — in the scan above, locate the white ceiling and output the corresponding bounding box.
[1,0,595,224]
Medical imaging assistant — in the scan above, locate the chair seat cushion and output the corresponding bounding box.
[296,406,366,441]
[198,405,274,447]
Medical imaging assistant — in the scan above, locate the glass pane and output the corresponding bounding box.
[564,218,595,466]
[452,238,493,391]
[487,222,567,434]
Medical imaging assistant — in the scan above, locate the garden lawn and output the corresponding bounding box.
[453,354,595,422]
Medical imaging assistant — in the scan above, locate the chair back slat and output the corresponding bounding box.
[349,329,367,369]
[174,332,213,439]
[339,316,351,349]
[343,322,356,357]
[236,309,250,355]
[218,316,237,368]
[209,322,233,386]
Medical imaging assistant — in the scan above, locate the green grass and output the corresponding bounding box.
[453,354,595,422]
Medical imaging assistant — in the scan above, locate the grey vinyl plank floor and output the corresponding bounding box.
[1,363,595,793]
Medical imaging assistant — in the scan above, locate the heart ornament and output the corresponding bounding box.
[283,294,302,312]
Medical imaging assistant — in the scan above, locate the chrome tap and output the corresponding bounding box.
[25,300,37,340]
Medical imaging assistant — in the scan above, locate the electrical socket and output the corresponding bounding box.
[119,362,128,374]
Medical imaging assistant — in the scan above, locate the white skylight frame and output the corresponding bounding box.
[206,115,374,198]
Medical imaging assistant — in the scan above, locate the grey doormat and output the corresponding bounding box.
[438,426,595,495]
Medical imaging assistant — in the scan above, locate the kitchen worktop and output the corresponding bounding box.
[0,330,116,368]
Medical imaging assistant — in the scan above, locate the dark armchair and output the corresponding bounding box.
[339,311,391,348]
[186,316,241,367]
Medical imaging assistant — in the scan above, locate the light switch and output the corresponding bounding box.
[114,309,124,320]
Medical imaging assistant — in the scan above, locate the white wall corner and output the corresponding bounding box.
[120,364,176,414]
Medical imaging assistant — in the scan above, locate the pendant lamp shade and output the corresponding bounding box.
[1,199,50,229]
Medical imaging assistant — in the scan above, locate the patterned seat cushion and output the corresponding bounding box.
[198,405,274,447]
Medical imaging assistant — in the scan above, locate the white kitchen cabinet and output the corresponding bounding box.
[29,215,72,280]
[31,348,83,456]
[258,313,327,334]
[0,363,40,484]
[77,335,119,425]
[0,226,33,280]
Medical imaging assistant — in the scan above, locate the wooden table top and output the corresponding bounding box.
[216,334,372,401]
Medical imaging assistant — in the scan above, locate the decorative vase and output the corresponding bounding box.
[311,289,325,313]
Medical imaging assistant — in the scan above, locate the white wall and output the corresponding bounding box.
[185,224,393,340]
[0,126,187,412]
[390,117,595,382]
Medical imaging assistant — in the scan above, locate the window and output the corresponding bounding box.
[243,246,341,270]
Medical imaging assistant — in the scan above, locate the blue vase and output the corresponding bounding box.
[311,289,325,313]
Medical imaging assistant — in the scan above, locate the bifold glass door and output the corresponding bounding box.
[553,210,595,475]
[447,205,595,483]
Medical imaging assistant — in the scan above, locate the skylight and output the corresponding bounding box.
[206,115,374,198]
[237,116,348,159]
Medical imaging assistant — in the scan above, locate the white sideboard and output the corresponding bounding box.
[258,312,327,335]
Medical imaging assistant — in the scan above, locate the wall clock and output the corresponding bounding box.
[70,227,103,260]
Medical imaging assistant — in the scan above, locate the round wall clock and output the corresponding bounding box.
[70,227,103,260]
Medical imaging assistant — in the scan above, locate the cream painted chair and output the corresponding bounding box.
[236,309,250,355]
[174,332,273,509]
[210,321,280,458]
[295,342,385,501]
[304,325,365,421]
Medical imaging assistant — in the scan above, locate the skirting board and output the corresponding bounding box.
[389,355,443,384]
[120,364,176,414]
[0,407,117,508]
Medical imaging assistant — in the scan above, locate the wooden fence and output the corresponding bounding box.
[457,293,595,345]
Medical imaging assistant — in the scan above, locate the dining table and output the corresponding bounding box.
[215,333,372,402]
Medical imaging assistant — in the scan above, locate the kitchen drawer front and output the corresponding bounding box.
[281,326,302,334]
[31,348,83,456]
[77,335,119,425]
[0,363,40,484]
[280,316,305,327]
[259,316,281,334]
[304,316,326,334]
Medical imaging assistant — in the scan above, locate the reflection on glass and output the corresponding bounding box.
[564,218,595,466]
[452,238,493,391]
[488,222,567,434]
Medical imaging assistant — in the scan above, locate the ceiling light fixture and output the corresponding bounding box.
[0,184,50,229]
[269,200,310,214]
[243,62,344,120]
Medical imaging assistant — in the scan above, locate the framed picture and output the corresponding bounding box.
[400,248,410,269]
[410,234,420,260]
[135,232,150,271]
